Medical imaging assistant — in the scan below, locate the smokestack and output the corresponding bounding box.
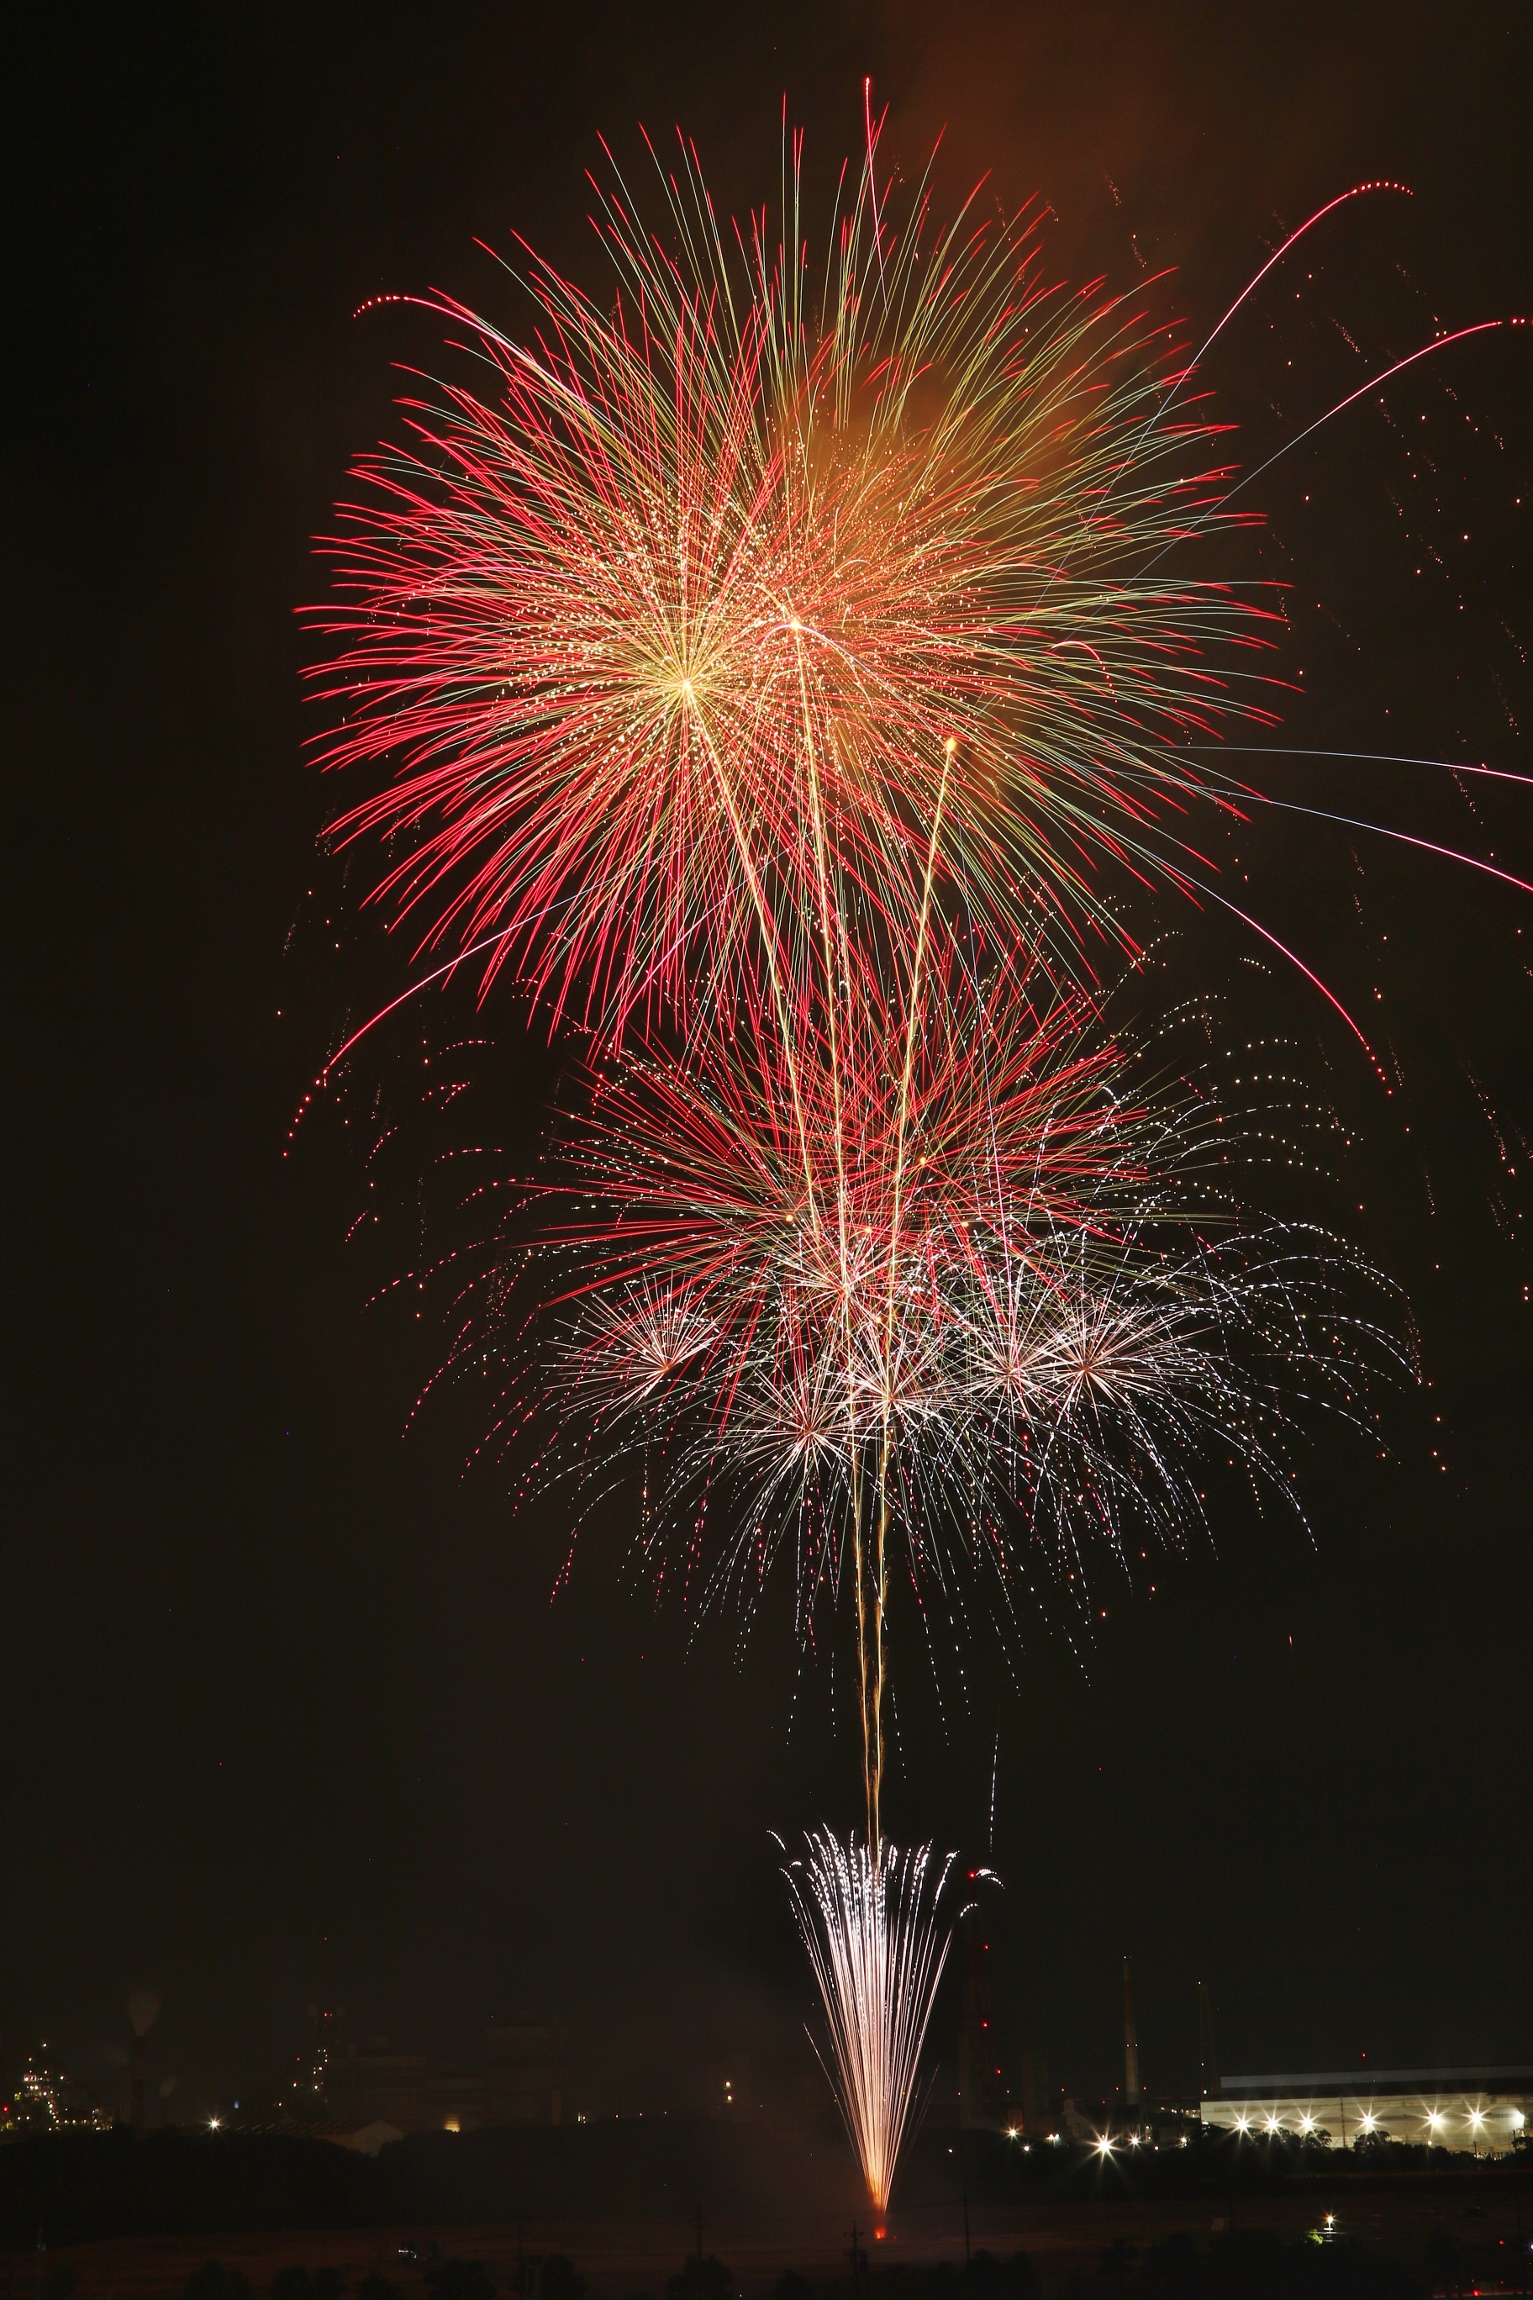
[1197,1981,1220,2099]
[957,1905,998,2130]
[1121,1957,1140,2104]
[126,1989,161,2133]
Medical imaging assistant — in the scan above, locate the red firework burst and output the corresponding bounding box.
[306,122,1280,1045]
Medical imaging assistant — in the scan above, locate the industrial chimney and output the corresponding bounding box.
[1197,1981,1220,2099]
[126,1988,161,2132]
[1121,1957,1140,2104]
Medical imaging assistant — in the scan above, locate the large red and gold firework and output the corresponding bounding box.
[307,121,1280,1043]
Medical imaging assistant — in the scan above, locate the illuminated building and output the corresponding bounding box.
[1201,2066,1533,2153]
[273,2005,337,2125]
[8,2045,106,2134]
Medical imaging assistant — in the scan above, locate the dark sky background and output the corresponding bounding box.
[6,2,1532,2132]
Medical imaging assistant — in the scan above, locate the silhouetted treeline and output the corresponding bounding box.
[117,2232,1533,2300]
[0,2131,389,2245]
[1058,2229,1425,2298]
[0,2123,1523,2251]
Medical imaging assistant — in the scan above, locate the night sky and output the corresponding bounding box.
[7,3,1532,2131]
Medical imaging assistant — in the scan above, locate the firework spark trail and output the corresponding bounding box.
[784,1828,956,2213]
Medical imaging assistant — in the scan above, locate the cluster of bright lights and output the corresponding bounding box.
[13,2047,108,2136]
[1228,2096,1522,2147]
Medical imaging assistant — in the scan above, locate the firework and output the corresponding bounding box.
[512,951,1396,2206]
[784,1827,955,2213]
[421,945,1403,1847]
[308,120,1278,1044]
[304,116,1459,2215]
